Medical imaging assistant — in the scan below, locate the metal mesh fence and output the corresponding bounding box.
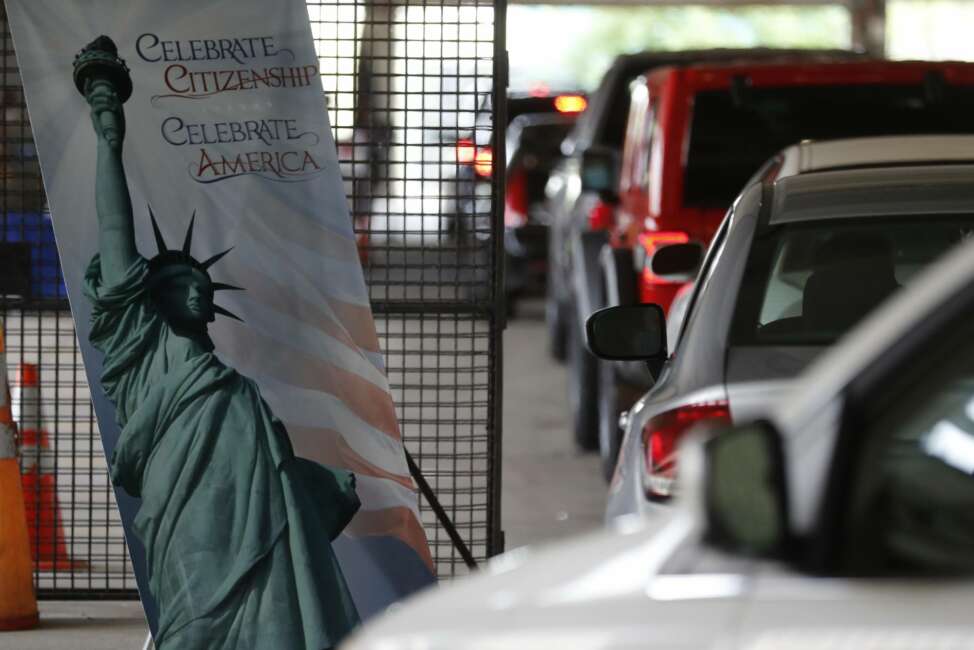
[0,0,503,595]
[313,0,504,577]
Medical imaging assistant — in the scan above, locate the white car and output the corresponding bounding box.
[341,232,974,650]
[595,135,974,520]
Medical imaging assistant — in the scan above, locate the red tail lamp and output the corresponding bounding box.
[641,401,730,499]
[639,231,691,283]
[474,146,493,178]
[554,95,587,114]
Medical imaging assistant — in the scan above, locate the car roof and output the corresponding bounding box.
[776,135,974,179]
[509,112,577,130]
[648,59,974,91]
[568,48,859,152]
[769,164,974,225]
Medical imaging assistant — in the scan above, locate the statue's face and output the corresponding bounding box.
[156,271,213,326]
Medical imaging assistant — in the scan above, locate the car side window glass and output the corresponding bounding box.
[848,332,974,575]
[619,84,647,193]
[637,101,657,192]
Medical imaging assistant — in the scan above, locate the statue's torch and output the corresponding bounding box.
[72,36,132,147]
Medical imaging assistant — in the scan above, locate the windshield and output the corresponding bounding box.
[685,84,974,207]
[731,216,974,346]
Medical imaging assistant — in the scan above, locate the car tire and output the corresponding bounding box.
[546,280,568,362]
[597,252,639,480]
[597,361,646,482]
[569,314,599,451]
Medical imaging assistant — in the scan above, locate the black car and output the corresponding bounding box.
[502,112,577,313]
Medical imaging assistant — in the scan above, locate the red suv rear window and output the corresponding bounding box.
[685,84,974,208]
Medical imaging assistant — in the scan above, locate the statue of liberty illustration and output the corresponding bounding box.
[74,35,361,649]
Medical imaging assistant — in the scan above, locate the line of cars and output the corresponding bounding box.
[547,53,974,483]
[592,134,974,520]
[339,49,974,649]
[345,227,974,648]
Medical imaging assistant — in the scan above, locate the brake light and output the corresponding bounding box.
[588,200,615,231]
[505,168,529,228]
[641,401,729,499]
[456,139,476,164]
[474,147,493,178]
[639,231,690,284]
[555,95,587,114]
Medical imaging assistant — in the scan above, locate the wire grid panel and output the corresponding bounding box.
[0,0,502,591]
[377,313,493,572]
[311,0,503,577]
[0,6,139,597]
[3,312,138,597]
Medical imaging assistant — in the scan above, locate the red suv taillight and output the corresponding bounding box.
[637,230,692,310]
[641,401,729,500]
[639,231,690,282]
[456,140,493,178]
[474,146,493,178]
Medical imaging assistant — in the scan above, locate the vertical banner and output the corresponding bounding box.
[5,1,434,647]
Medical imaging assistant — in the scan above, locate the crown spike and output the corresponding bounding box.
[182,210,196,255]
[212,282,244,292]
[201,247,233,270]
[148,205,168,254]
[213,304,244,322]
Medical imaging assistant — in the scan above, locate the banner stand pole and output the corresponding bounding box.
[141,632,153,650]
[404,449,478,571]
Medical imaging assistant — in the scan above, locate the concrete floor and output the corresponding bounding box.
[1,299,606,649]
[0,601,148,650]
[500,299,607,550]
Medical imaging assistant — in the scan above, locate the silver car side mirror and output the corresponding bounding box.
[704,420,788,556]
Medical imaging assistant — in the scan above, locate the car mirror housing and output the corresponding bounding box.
[580,146,618,193]
[585,304,667,361]
[650,242,704,282]
[704,420,789,556]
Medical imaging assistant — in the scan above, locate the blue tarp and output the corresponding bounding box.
[2,212,66,299]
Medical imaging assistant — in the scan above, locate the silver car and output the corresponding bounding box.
[341,237,974,650]
[591,143,974,521]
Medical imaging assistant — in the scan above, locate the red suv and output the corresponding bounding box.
[581,58,974,477]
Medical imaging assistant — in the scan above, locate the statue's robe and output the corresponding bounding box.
[84,255,361,650]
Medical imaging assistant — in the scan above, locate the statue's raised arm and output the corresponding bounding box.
[74,36,137,286]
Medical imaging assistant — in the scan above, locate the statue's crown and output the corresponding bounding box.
[146,206,244,322]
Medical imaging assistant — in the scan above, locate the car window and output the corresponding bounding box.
[620,84,648,193]
[684,84,974,209]
[846,329,974,575]
[732,216,974,346]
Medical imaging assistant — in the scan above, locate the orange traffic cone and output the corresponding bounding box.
[15,363,85,572]
[0,325,39,630]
